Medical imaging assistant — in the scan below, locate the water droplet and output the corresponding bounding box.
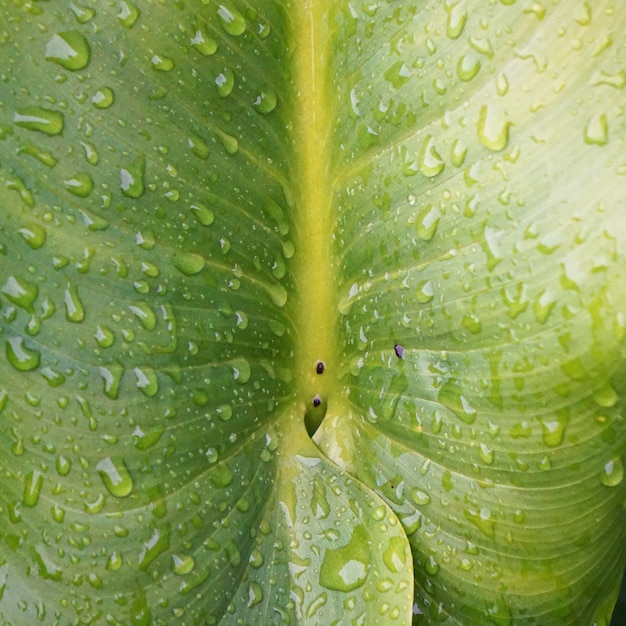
[17,142,58,167]
[446,5,467,39]
[23,470,43,507]
[173,252,205,276]
[106,551,123,571]
[94,324,114,348]
[382,536,407,574]
[190,26,217,55]
[496,72,509,96]
[56,455,71,476]
[187,134,210,160]
[129,302,156,330]
[419,135,445,177]
[118,0,139,28]
[132,425,164,451]
[477,104,511,152]
[64,172,93,197]
[45,31,90,71]
[533,289,555,324]
[248,582,263,608]
[215,68,235,97]
[416,279,434,303]
[320,525,370,592]
[120,155,146,198]
[383,60,411,88]
[462,313,482,334]
[138,526,171,570]
[99,361,124,400]
[594,384,618,408]
[501,282,528,318]
[263,281,288,308]
[539,413,569,447]
[80,140,99,165]
[18,222,47,250]
[410,489,431,505]
[216,129,239,155]
[457,54,481,81]
[464,508,495,538]
[70,2,95,23]
[601,458,624,487]
[64,283,85,322]
[6,337,40,371]
[415,204,441,241]
[2,275,38,311]
[451,139,467,167]
[425,555,440,576]
[172,554,195,575]
[217,4,246,36]
[210,464,233,488]
[14,106,64,135]
[263,197,289,235]
[253,88,277,114]
[584,113,608,146]
[478,443,494,465]
[51,503,66,523]
[151,54,174,71]
[590,69,625,89]
[228,357,251,383]
[438,381,477,424]
[217,404,233,421]
[92,87,115,109]
[96,457,133,497]
[134,366,159,396]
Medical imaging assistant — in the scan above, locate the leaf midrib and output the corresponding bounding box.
[291,2,337,416]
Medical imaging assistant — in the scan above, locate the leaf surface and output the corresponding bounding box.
[0,1,624,625]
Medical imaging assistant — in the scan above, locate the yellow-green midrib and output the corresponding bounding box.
[290,1,338,420]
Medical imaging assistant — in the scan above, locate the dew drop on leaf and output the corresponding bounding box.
[45,31,91,71]
[172,554,195,575]
[477,104,511,152]
[2,275,38,311]
[601,458,624,487]
[190,26,217,55]
[134,366,158,396]
[14,106,64,136]
[92,87,115,109]
[64,283,85,322]
[151,54,174,71]
[584,113,608,146]
[23,470,44,507]
[173,252,205,276]
[217,4,247,36]
[319,525,370,592]
[6,337,40,371]
[118,1,140,28]
[248,581,263,607]
[18,222,47,249]
[215,68,235,97]
[253,88,278,114]
[96,457,134,497]
[120,155,146,198]
[64,172,93,197]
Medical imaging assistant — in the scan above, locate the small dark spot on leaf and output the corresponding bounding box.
[315,360,325,375]
[394,344,404,359]
[313,395,321,407]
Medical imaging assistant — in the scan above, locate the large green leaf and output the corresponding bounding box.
[0,1,624,624]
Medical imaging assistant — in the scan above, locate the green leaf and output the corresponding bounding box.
[0,1,624,625]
